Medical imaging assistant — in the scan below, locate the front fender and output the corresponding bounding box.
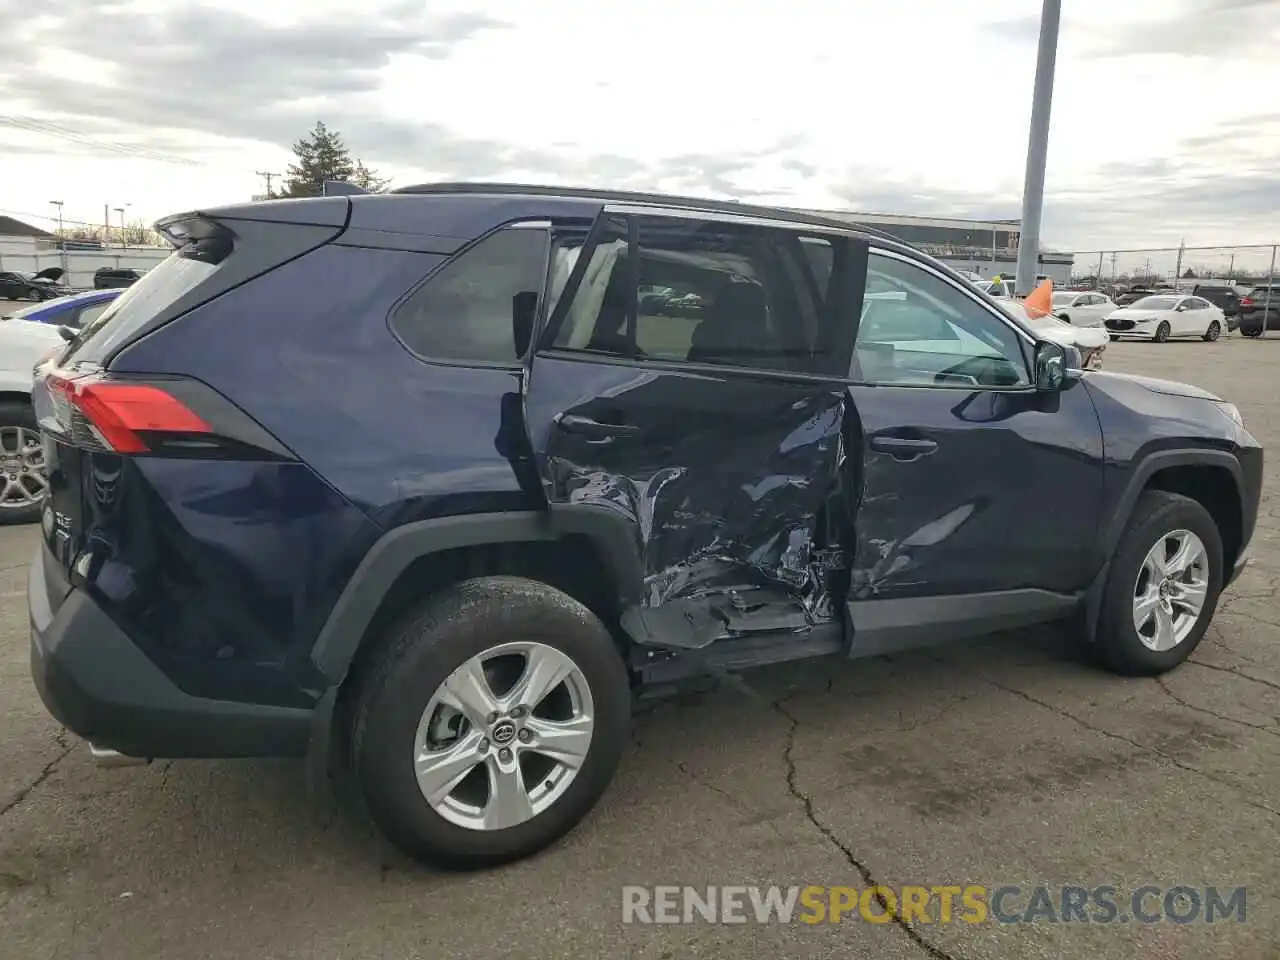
[1083,448,1250,641]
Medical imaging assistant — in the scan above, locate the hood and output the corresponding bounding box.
[1088,371,1224,402]
[33,266,65,281]
[1034,322,1109,349]
[999,301,1109,348]
[0,316,65,344]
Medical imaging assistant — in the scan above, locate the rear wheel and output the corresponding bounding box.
[1095,491,1222,676]
[351,576,631,869]
[0,402,47,525]
[1202,320,1221,342]
[1154,321,1171,342]
[1242,325,1262,338]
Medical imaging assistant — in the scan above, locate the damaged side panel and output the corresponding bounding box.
[524,356,850,651]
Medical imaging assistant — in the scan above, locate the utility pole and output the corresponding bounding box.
[255,171,279,198]
[114,207,126,248]
[1014,0,1062,297]
[49,200,66,274]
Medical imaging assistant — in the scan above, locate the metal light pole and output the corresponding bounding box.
[114,207,126,248]
[49,200,66,274]
[1014,0,1062,296]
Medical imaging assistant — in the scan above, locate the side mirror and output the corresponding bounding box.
[1034,340,1083,391]
[512,291,539,357]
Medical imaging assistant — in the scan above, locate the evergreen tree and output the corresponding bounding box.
[352,158,391,193]
[280,121,356,198]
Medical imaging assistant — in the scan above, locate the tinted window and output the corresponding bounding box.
[855,251,1030,388]
[391,226,549,363]
[550,216,834,374]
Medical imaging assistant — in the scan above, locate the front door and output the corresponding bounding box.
[525,210,859,650]
[844,246,1105,652]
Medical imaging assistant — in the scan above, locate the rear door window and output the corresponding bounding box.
[390,225,549,364]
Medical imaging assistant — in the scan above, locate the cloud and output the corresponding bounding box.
[0,0,1277,255]
[0,1,508,159]
[984,16,1043,43]
[1082,0,1280,58]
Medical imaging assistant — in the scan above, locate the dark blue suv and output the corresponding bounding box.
[27,184,1263,869]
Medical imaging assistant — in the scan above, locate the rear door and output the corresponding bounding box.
[524,208,860,649]
[844,246,1104,651]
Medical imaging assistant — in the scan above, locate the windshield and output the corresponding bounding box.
[1130,296,1177,310]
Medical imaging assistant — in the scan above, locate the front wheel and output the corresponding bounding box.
[1154,321,1171,342]
[350,576,631,869]
[1095,491,1222,676]
[1202,320,1221,342]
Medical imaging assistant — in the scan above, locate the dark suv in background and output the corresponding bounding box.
[1192,284,1242,329]
[92,267,142,290]
[27,185,1262,870]
[1239,284,1280,337]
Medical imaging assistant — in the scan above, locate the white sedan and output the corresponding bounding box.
[1051,291,1115,327]
[1104,294,1225,342]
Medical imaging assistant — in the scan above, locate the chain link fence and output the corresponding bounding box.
[1065,243,1279,336]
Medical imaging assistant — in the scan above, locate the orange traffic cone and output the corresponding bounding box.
[1023,278,1053,319]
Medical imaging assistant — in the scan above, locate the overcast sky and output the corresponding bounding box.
[0,0,1277,256]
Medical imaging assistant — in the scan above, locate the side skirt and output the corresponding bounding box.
[846,589,1081,659]
[632,623,845,690]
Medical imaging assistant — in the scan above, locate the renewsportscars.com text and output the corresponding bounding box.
[621,885,1247,925]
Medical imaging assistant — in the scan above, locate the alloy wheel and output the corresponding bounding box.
[1132,529,1209,652]
[412,641,595,831]
[0,426,47,512]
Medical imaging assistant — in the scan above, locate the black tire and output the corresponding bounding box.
[0,400,44,526]
[1202,320,1221,342]
[1242,326,1261,338]
[1154,321,1171,342]
[1095,491,1223,677]
[350,576,631,869]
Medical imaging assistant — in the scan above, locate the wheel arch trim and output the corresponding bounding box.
[310,507,644,683]
[1083,448,1245,640]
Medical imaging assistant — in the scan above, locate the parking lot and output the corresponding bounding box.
[2,337,1278,959]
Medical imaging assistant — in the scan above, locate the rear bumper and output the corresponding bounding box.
[28,543,316,759]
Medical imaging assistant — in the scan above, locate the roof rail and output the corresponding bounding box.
[389,181,902,242]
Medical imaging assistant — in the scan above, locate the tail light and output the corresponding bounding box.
[1240,297,1254,308]
[41,372,209,453]
[32,370,293,460]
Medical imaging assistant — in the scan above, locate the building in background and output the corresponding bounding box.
[788,208,1074,284]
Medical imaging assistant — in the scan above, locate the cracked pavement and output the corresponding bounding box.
[2,339,1279,959]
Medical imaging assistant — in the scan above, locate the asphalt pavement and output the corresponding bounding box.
[2,337,1279,959]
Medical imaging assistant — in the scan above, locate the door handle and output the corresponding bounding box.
[554,413,641,440]
[869,435,938,460]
